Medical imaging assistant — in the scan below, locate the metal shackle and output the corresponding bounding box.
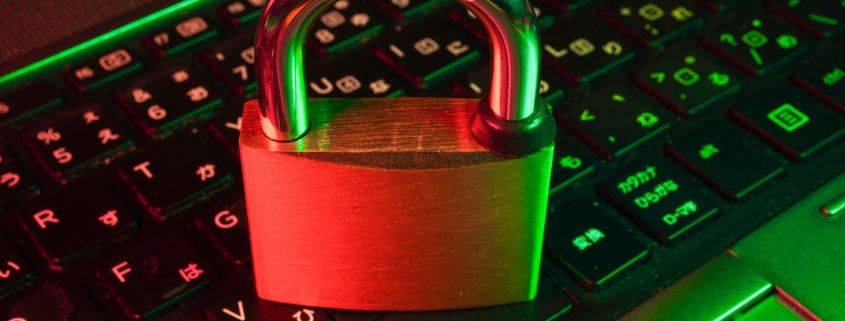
[255,0,543,142]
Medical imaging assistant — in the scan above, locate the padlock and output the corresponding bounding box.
[240,0,556,311]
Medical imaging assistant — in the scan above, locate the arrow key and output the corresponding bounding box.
[556,84,671,160]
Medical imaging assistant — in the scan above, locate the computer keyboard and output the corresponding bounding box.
[0,0,843,320]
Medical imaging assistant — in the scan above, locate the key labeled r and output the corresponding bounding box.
[34,209,59,229]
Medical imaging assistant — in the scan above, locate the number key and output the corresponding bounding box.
[119,134,233,220]
[118,66,223,138]
[307,0,385,56]
[23,105,135,181]
[203,36,256,95]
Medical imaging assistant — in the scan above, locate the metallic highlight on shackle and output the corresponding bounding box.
[255,0,542,142]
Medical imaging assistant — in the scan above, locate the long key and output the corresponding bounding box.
[22,105,135,181]
[666,122,785,202]
[556,84,670,160]
[96,229,218,320]
[118,134,233,220]
[118,66,223,138]
[544,199,649,291]
[18,178,138,266]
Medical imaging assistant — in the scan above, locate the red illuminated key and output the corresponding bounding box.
[96,230,218,320]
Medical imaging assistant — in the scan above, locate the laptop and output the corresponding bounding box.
[0,0,843,320]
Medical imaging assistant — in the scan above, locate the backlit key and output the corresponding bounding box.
[599,0,704,49]
[556,84,670,160]
[144,16,220,58]
[598,160,720,245]
[0,82,62,128]
[0,147,37,206]
[65,48,142,93]
[791,53,845,117]
[545,199,649,291]
[730,83,845,161]
[768,0,845,39]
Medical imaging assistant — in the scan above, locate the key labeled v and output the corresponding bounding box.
[222,300,246,320]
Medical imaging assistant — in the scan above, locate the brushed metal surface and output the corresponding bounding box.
[240,98,554,311]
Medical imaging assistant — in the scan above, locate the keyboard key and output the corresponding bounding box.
[454,65,565,107]
[218,0,266,25]
[18,178,138,266]
[791,54,845,117]
[96,230,218,320]
[203,291,331,321]
[695,0,753,12]
[307,54,405,98]
[448,1,557,32]
[768,0,845,39]
[208,107,244,156]
[0,281,107,321]
[730,84,845,161]
[631,50,743,117]
[542,17,637,87]
[194,199,251,264]
[545,199,649,291]
[550,135,595,192]
[377,274,573,320]
[307,0,386,56]
[598,161,720,245]
[65,48,142,93]
[666,122,785,202]
[118,66,223,138]
[0,236,34,298]
[372,0,447,21]
[118,134,233,220]
[556,84,671,160]
[144,16,220,58]
[701,12,811,77]
[22,105,135,181]
[375,19,482,88]
[599,0,704,49]
[202,36,256,95]
[0,82,62,128]
[0,147,37,205]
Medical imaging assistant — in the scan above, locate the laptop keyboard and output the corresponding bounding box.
[0,0,843,320]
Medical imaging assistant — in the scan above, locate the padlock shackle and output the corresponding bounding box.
[255,0,542,142]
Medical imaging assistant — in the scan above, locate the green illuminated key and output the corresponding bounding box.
[144,16,220,59]
[792,53,845,117]
[550,135,595,193]
[544,199,649,291]
[599,0,704,49]
[702,13,811,77]
[632,50,742,116]
[667,123,785,202]
[557,84,671,160]
[730,84,845,161]
[768,0,845,38]
[599,160,720,245]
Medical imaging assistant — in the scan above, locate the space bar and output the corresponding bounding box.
[617,252,772,321]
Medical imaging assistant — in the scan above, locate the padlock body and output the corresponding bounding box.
[240,98,554,311]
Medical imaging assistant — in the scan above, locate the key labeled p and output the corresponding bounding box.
[33,209,59,229]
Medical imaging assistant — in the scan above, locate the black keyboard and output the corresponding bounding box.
[0,0,844,320]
